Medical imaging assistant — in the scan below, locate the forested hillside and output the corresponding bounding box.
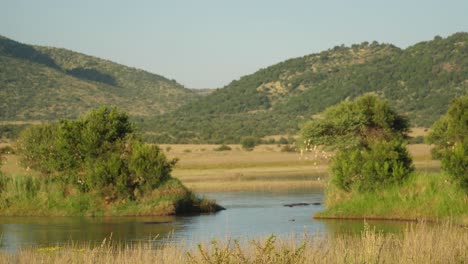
[0,35,197,120]
[1,33,467,143]
[143,33,468,143]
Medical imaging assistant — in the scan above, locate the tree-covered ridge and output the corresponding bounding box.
[144,33,468,143]
[0,36,198,120]
[173,42,399,116]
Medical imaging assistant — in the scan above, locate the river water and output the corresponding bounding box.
[0,188,408,251]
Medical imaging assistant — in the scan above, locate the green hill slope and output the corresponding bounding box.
[0,36,197,120]
[144,33,468,143]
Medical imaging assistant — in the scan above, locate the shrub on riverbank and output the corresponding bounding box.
[1,222,466,263]
[16,106,175,199]
[0,174,221,216]
[5,106,222,216]
[428,94,468,191]
[301,94,413,192]
[316,172,467,225]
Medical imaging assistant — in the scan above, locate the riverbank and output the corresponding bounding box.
[315,172,468,225]
[1,222,466,264]
[0,174,223,217]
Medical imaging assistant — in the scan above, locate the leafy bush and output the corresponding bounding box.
[0,146,15,154]
[0,154,5,194]
[332,139,413,192]
[278,137,289,144]
[240,136,257,151]
[428,94,468,190]
[214,144,232,151]
[301,94,413,192]
[16,123,61,174]
[301,94,409,150]
[17,106,177,199]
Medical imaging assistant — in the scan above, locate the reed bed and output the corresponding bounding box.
[1,222,466,264]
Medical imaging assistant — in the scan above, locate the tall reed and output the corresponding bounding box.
[1,222,466,264]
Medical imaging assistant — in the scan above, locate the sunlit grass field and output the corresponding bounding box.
[164,143,439,191]
[1,142,440,192]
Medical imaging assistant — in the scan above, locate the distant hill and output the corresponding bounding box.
[0,35,197,120]
[144,33,468,143]
[2,33,467,144]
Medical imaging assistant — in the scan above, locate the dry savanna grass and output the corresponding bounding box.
[1,143,440,192]
[0,222,465,264]
[158,143,439,191]
[408,127,431,137]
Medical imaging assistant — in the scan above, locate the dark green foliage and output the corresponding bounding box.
[213,144,232,151]
[301,95,413,192]
[428,94,468,190]
[0,125,27,140]
[240,136,258,151]
[300,94,410,150]
[0,153,4,193]
[278,137,289,145]
[16,123,61,174]
[0,173,7,195]
[17,106,177,199]
[128,141,177,193]
[332,139,413,192]
[0,146,15,154]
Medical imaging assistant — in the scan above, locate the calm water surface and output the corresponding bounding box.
[0,188,408,251]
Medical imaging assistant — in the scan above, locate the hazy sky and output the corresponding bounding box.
[1,0,467,88]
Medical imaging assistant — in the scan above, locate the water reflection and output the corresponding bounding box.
[171,189,326,245]
[0,188,413,251]
[0,216,177,251]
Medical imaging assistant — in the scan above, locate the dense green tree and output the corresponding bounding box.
[17,123,61,174]
[17,106,177,199]
[240,136,258,151]
[301,94,410,150]
[300,94,413,192]
[428,94,468,190]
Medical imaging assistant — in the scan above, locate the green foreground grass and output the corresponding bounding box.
[316,172,468,225]
[0,174,222,216]
[0,222,466,264]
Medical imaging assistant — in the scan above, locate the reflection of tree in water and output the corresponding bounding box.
[0,216,178,251]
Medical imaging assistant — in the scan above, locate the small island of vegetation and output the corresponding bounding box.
[300,94,467,224]
[0,106,223,216]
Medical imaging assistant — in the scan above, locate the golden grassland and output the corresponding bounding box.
[0,222,465,264]
[161,143,439,191]
[1,143,440,192]
[408,127,430,137]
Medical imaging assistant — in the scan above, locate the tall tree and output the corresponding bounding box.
[300,94,413,192]
[428,94,468,190]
